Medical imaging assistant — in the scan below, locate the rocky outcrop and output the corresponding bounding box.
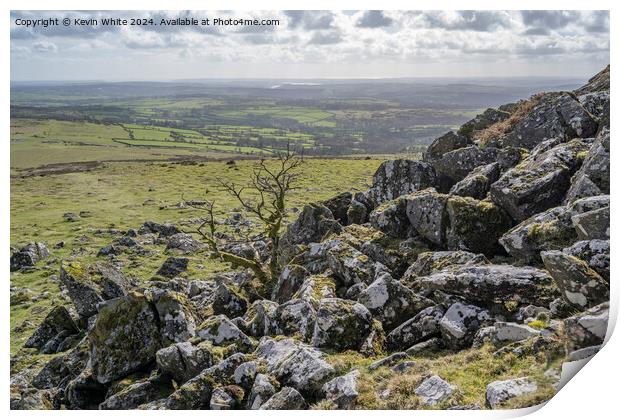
[490,138,592,222]
[366,160,437,206]
[501,93,597,150]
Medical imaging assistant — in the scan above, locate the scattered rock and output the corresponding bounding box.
[440,302,492,349]
[485,377,538,408]
[415,375,455,406]
[260,387,307,410]
[10,242,49,271]
[320,370,360,409]
[563,303,608,349]
[156,257,189,278]
[165,233,206,253]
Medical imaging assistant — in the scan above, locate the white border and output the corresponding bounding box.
[3,1,617,419]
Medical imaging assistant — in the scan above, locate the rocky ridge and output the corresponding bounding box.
[10,66,610,410]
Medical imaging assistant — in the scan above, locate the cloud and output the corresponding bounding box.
[308,30,342,45]
[356,11,393,28]
[284,10,334,29]
[32,41,57,53]
[421,10,512,32]
[520,11,577,29]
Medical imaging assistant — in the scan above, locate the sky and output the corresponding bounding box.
[10,10,610,81]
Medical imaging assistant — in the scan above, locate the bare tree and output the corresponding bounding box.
[187,148,302,287]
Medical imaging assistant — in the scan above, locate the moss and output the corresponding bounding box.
[527,320,549,330]
[526,220,576,248]
[62,260,87,280]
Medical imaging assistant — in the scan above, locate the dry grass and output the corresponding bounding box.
[475,93,546,146]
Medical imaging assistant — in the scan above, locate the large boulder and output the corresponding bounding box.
[164,353,248,409]
[386,305,445,351]
[89,292,162,384]
[415,375,455,406]
[246,373,277,409]
[24,306,79,353]
[357,272,433,331]
[449,162,501,199]
[563,239,609,281]
[59,261,130,318]
[278,203,341,265]
[292,274,337,305]
[311,298,373,351]
[485,378,538,409]
[430,146,499,188]
[320,370,360,409]
[212,283,248,319]
[271,265,309,304]
[423,131,472,162]
[413,264,555,307]
[156,341,220,384]
[100,377,172,410]
[439,302,493,349]
[31,336,89,390]
[274,299,317,341]
[405,189,448,246]
[499,195,609,262]
[150,290,197,344]
[572,206,610,240]
[402,251,488,280]
[541,251,609,310]
[260,387,307,410]
[366,159,437,207]
[10,242,49,271]
[240,300,278,338]
[369,196,411,238]
[255,338,335,394]
[320,192,352,225]
[327,242,385,287]
[197,315,254,352]
[563,303,608,349]
[502,92,598,150]
[565,129,609,203]
[445,196,512,256]
[490,138,592,222]
[574,65,609,95]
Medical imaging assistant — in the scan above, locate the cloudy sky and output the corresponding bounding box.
[10,10,610,81]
